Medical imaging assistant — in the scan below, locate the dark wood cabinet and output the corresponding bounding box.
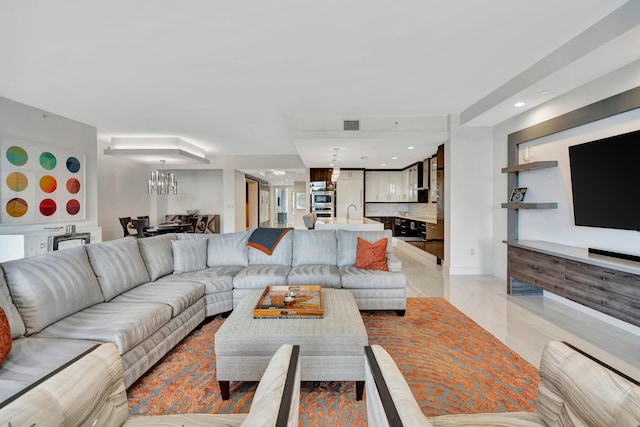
[565,260,640,327]
[310,168,333,182]
[507,243,640,328]
[534,252,565,295]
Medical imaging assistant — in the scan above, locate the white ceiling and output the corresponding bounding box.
[1,1,639,184]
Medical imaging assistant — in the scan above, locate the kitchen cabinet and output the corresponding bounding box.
[365,171,403,202]
[399,163,422,201]
[310,168,333,182]
[336,170,364,218]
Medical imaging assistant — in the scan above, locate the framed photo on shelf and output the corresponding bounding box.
[509,187,528,203]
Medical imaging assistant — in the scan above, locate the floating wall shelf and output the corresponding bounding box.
[501,161,559,174]
[501,202,558,209]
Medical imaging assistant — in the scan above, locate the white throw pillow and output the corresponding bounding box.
[172,239,207,274]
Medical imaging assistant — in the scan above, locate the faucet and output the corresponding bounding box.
[347,204,357,221]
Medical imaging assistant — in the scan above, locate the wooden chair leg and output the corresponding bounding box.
[219,380,230,400]
[356,380,364,400]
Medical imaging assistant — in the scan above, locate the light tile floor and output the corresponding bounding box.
[393,239,640,380]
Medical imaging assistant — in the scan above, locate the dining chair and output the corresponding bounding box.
[118,217,132,237]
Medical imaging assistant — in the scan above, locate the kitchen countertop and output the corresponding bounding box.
[314,217,384,231]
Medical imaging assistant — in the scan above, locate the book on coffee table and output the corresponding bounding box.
[254,285,324,318]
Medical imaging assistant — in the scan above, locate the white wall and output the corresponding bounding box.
[0,96,98,234]
[447,115,494,274]
[97,141,153,241]
[165,169,223,218]
[492,62,640,279]
[290,181,307,229]
[517,109,640,249]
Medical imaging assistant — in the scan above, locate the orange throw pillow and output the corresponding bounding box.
[354,237,388,271]
[0,307,11,364]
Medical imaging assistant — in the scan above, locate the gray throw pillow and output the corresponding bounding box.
[172,239,207,274]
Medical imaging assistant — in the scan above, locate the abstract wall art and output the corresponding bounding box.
[1,137,86,224]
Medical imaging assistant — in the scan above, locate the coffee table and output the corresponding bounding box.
[215,287,368,400]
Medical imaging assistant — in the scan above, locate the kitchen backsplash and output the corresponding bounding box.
[365,203,433,219]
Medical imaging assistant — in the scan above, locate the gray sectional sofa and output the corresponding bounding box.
[0,228,406,406]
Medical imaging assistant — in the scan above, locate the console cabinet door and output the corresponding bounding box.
[534,252,565,296]
[508,246,535,284]
[565,260,640,328]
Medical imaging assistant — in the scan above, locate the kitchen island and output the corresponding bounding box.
[314,217,384,231]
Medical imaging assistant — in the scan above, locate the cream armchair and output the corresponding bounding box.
[0,343,300,427]
[364,341,640,427]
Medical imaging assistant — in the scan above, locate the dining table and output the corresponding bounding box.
[148,222,192,234]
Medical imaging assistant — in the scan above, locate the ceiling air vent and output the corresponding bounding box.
[343,120,360,131]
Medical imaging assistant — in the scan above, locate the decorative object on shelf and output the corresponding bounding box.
[186,209,200,216]
[148,160,177,195]
[510,187,528,202]
[522,146,535,162]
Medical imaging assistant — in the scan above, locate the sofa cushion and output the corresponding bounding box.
[3,246,105,334]
[354,237,388,271]
[248,230,293,266]
[0,272,25,339]
[137,233,177,280]
[339,265,407,289]
[87,238,151,301]
[35,302,172,355]
[110,281,205,318]
[207,231,251,267]
[0,307,11,364]
[292,230,337,266]
[172,239,207,274]
[337,230,392,267]
[287,265,341,288]
[0,337,99,403]
[233,265,291,289]
[158,266,241,294]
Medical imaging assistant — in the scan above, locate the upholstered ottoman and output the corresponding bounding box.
[215,288,368,400]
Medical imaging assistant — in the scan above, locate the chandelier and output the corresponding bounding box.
[148,160,178,195]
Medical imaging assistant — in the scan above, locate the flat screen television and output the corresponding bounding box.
[568,128,640,231]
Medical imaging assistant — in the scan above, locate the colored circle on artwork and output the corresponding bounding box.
[66,199,81,215]
[6,198,28,217]
[6,172,28,192]
[39,152,57,170]
[66,157,81,173]
[39,198,57,216]
[6,146,28,166]
[39,175,57,193]
[66,178,81,194]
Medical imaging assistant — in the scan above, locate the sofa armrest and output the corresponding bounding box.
[0,343,129,426]
[241,344,301,427]
[364,345,432,427]
[386,254,403,272]
[536,341,640,426]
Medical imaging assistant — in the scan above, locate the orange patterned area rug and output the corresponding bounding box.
[127,298,539,425]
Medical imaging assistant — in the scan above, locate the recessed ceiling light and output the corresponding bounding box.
[329,163,334,167]
[381,163,387,167]
[392,156,398,160]
[407,146,414,150]
[539,90,549,95]
[514,102,526,108]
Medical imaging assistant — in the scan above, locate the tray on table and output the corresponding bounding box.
[253,285,324,318]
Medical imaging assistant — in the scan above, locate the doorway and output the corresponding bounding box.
[245,177,259,230]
